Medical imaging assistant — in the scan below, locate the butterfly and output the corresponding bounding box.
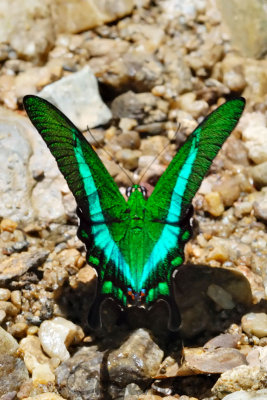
[23,95,245,330]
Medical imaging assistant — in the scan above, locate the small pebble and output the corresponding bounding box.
[0,326,18,355]
[39,317,84,361]
[115,149,142,170]
[10,291,21,309]
[0,289,11,301]
[242,313,267,338]
[57,249,82,273]
[19,335,58,384]
[118,118,138,132]
[8,322,28,338]
[76,265,96,284]
[0,310,6,323]
[117,131,141,149]
[0,219,18,233]
[31,363,55,384]
[251,162,267,188]
[204,191,224,217]
[207,284,235,309]
[0,301,18,317]
[27,326,39,335]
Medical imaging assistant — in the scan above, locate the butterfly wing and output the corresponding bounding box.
[23,95,136,325]
[142,98,246,314]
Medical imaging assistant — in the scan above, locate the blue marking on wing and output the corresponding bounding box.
[139,136,199,289]
[73,135,135,288]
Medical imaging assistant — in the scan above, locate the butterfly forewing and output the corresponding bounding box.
[142,98,246,293]
[23,95,134,300]
[23,96,127,221]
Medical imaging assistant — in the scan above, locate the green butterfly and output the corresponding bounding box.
[23,95,245,330]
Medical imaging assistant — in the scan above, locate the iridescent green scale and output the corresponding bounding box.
[23,95,245,330]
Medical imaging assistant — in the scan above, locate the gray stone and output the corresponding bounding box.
[0,250,49,283]
[39,66,112,130]
[56,346,104,400]
[0,354,29,396]
[111,91,167,122]
[156,347,247,378]
[204,333,241,350]
[108,328,164,387]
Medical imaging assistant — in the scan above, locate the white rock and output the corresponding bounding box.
[224,389,267,400]
[32,362,55,384]
[31,177,66,222]
[161,0,198,21]
[0,107,72,223]
[19,335,57,384]
[39,317,81,361]
[242,313,267,338]
[0,107,35,223]
[240,112,267,164]
[38,66,112,130]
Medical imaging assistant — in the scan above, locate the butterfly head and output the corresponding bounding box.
[127,287,146,307]
[126,184,147,199]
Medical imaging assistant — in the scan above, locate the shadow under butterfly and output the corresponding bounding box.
[23,95,245,331]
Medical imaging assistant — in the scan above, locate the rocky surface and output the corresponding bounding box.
[0,0,266,399]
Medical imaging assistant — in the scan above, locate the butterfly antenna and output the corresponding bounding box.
[86,126,134,186]
[138,123,181,184]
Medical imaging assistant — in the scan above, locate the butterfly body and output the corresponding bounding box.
[77,184,183,306]
[23,95,245,330]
